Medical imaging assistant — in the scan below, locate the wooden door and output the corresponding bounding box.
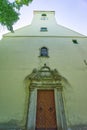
[36,90,57,130]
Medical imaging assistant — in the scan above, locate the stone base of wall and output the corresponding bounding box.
[68,124,87,130]
[0,120,24,130]
[0,122,87,130]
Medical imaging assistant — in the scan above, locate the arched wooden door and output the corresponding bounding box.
[36,90,57,130]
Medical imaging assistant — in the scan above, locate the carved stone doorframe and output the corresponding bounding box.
[25,64,67,130]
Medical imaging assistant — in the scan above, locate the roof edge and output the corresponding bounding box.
[33,10,55,14]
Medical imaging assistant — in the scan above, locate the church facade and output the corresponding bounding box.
[0,11,87,130]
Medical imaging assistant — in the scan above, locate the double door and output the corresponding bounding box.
[36,90,57,130]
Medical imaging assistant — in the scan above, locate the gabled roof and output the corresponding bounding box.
[4,10,84,37]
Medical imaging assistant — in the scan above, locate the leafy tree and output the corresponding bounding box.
[0,0,33,32]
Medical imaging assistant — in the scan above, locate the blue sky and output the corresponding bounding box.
[0,0,87,39]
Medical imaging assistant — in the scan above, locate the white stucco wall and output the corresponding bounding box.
[0,11,87,128]
[0,36,87,125]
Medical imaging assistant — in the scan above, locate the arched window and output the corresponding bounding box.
[39,47,49,57]
[41,13,47,20]
[42,14,47,16]
[40,27,48,32]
